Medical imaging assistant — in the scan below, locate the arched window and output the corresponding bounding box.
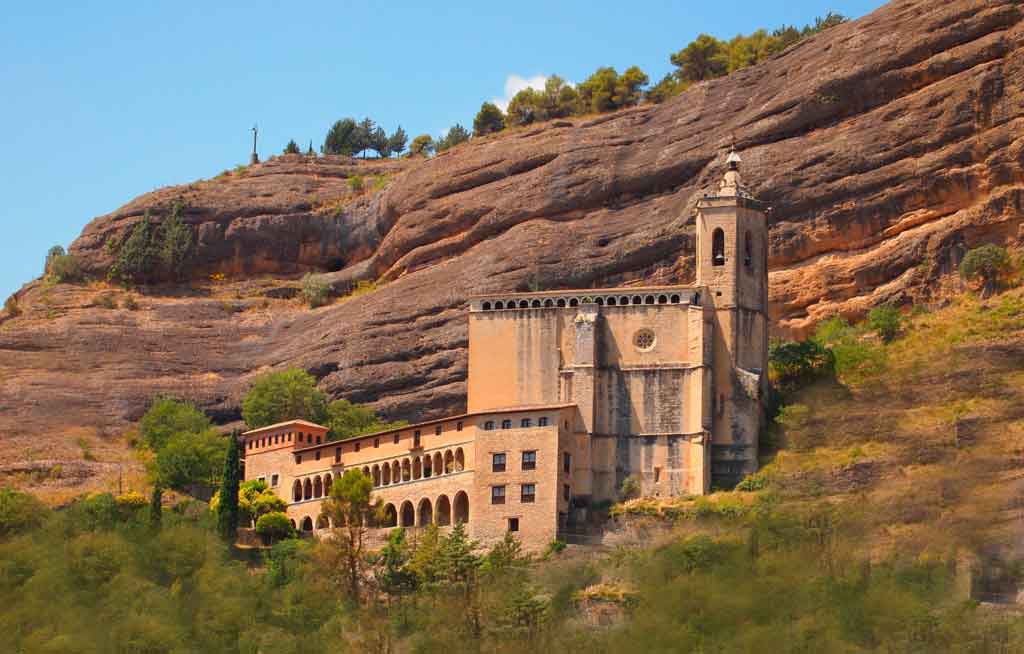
[382,463,391,485]
[658,295,668,304]
[569,298,579,307]
[304,478,313,500]
[412,457,422,480]
[323,474,333,496]
[531,299,541,308]
[556,299,566,308]
[372,465,381,487]
[544,299,554,307]
[301,516,314,532]
[400,501,415,527]
[417,498,433,526]
[382,504,398,527]
[434,452,443,475]
[518,300,529,308]
[293,480,302,502]
[744,230,753,269]
[607,297,617,306]
[453,491,469,524]
[501,419,512,429]
[402,459,411,482]
[482,301,491,310]
[455,448,465,472]
[712,228,725,266]
[632,296,642,305]
[436,495,452,526]
[595,297,604,306]
[423,455,432,478]
[444,450,454,474]
[645,295,655,305]
[392,461,401,483]
[494,301,504,310]
[670,294,681,304]
[484,420,495,430]
[313,476,323,499]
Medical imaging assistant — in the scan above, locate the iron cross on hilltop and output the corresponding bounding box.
[250,124,259,165]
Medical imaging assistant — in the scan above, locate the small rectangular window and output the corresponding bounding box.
[296,454,302,464]
[315,451,321,461]
[414,430,421,448]
[563,484,570,501]
[492,453,506,472]
[508,517,519,532]
[374,437,380,448]
[501,419,512,429]
[435,425,442,436]
[299,432,304,442]
[484,421,495,431]
[538,417,548,427]
[355,442,360,452]
[522,451,536,471]
[520,418,532,428]
[457,421,463,431]
[563,452,571,474]
[335,447,341,463]
[491,486,506,505]
[271,474,279,487]
[316,436,322,445]
[394,433,400,444]
[288,433,292,442]
[521,484,536,503]
[258,476,266,484]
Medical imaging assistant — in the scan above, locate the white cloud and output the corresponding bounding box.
[492,74,548,112]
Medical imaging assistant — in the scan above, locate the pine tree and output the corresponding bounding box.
[473,102,505,136]
[159,202,195,282]
[283,139,300,154]
[388,126,408,157]
[324,118,358,155]
[149,484,162,530]
[307,140,316,156]
[217,431,241,541]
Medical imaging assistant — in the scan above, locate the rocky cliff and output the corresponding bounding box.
[2,0,1023,495]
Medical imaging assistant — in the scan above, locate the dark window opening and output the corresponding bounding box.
[457,421,463,431]
[492,453,506,472]
[508,517,519,532]
[435,425,442,436]
[501,419,512,429]
[538,417,549,427]
[521,484,536,503]
[563,484,571,501]
[335,447,341,463]
[491,486,506,505]
[744,231,753,269]
[296,454,302,464]
[563,452,571,474]
[394,433,400,444]
[522,451,536,471]
[315,451,321,461]
[355,442,360,452]
[413,431,421,448]
[521,418,532,428]
[712,228,726,266]
[484,421,495,431]
[316,436,321,445]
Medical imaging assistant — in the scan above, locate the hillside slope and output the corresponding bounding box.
[1,0,1023,496]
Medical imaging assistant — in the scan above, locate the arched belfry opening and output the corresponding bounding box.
[712,228,726,266]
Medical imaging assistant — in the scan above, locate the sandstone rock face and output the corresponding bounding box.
[3,0,1023,494]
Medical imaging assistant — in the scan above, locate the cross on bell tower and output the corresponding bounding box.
[250,125,260,165]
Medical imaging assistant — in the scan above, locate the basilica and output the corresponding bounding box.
[242,152,769,549]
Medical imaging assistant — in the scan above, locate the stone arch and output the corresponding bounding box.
[323,473,333,496]
[362,466,370,479]
[436,494,452,526]
[290,519,297,530]
[316,514,329,529]
[454,491,469,524]
[658,294,668,304]
[392,460,401,483]
[595,297,604,305]
[632,295,642,305]
[531,299,541,308]
[382,503,397,527]
[670,294,681,304]
[313,476,323,498]
[607,297,617,306]
[402,459,411,482]
[301,516,314,532]
[454,447,465,472]
[645,295,655,304]
[444,450,454,473]
[517,300,528,308]
[382,462,391,485]
[482,301,491,310]
[293,480,302,502]
[494,301,504,310]
[544,298,554,307]
[556,298,566,307]
[412,457,422,480]
[400,501,415,527]
[372,465,381,487]
[434,451,443,475]
[304,478,313,500]
[417,498,433,526]
[423,455,432,478]
[712,227,726,265]
[569,298,579,307]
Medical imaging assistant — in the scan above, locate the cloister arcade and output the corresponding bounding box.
[475,290,699,312]
[360,446,466,491]
[380,491,469,529]
[292,472,333,502]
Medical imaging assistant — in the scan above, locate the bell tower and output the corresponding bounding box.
[695,149,769,486]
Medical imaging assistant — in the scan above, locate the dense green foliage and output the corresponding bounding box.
[0,488,47,537]
[241,368,328,428]
[45,245,84,283]
[323,116,407,158]
[867,304,903,343]
[473,102,505,136]
[409,133,434,157]
[141,398,213,451]
[769,339,835,388]
[216,432,241,540]
[324,398,407,442]
[211,479,286,528]
[140,398,226,491]
[436,123,470,151]
[255,511,293,541]
[960,244,1011,297]
[301,272,331,307]
[108,202,196,284]
[283,139,301,154]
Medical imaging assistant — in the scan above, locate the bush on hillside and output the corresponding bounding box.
[283,139,300,155]
[768,339,834,388]
[242,368,328,428]
[325,398,407,442]
[960,244,1011,297]
[256,511,294,542]
[140,398,212,451]
[108,202,196,285]
[812,316,886,384]
[301,273,332,308]
[0,488,48,538]
[473,102,505,136]
[867,304,902,343]
[409,134,434,157]
[154,429,228,491]
[435,124,470,151]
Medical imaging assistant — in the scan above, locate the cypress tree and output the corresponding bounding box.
[217,431,241,541]
[149,484,162,530]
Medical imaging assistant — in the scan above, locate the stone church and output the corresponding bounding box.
[242,151,769,549]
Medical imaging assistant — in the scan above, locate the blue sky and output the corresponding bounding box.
[0,0,884,299]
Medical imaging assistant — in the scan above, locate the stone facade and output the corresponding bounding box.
[241,153,769,549]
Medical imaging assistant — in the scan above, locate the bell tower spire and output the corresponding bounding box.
[694,145,770,487]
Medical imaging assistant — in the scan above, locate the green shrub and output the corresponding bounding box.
[544,540,567,557]
[242,368,328,428]
[960,244,1011,297]
[867,304,902,343]
[735,471,770,492]
[347,175,364,193]
[256,512,294,542]
[768,339,834,387]
[283,139,300,154]
[140,398,212,451]
[619,475,641,501]
[46,253,83,283]
[0,488,47,538]
[154,429,227,491]
[812,316,886,383]
[301,273,331,308]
